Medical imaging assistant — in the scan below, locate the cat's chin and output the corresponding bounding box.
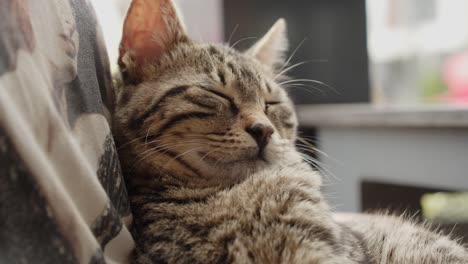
[195,152,281,183]
[199,149,273,166]
[177,143,299,186]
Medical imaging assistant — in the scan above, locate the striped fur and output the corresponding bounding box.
[113,0,468,263]
[114,41,298,190]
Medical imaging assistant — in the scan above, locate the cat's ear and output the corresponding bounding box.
[118,0,188,84]
[247,19,289,70]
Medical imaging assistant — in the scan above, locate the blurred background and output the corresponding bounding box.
[91,0,468,240]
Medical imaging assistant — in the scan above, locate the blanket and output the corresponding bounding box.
[0,0,134,263]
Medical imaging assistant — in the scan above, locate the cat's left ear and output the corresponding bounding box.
[247,19,289,70]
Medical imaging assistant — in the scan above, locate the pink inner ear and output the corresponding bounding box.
[119,0,171,72]
[123,30,164,69]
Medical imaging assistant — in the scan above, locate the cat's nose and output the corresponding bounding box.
[246,123,274,149]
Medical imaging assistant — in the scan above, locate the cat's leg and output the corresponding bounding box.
[334,213,468,264]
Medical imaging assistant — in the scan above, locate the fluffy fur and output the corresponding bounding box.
[113,0,468,263]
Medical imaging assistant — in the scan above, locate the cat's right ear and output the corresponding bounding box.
[118,0,188,84]
[246,19,289,72]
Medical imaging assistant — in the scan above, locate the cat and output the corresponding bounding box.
[113,0,468,263]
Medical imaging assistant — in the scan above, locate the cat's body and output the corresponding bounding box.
[113,0,468,263]
[130,161,362,264]
[128,159,467,264]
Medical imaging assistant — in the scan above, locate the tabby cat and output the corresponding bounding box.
[113,0,468,263]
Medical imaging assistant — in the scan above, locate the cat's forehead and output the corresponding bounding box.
[166,43,279,100]
[183,44,262,75]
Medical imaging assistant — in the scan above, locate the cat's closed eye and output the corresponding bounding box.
[200,88,239,114]
[183,86,237,113]
[265,101,282,112]
[184,94,221,110]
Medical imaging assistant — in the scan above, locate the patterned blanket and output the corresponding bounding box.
[0,0,134,263]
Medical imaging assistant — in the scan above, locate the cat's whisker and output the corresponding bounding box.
[119,132,194,150]
[146,130,235,142]
[296,134,320,140]
[134,145,164,161]
[137,139,182,151]
[229,36,257,52]
[280,79,338,94]
[162,146,209,172]
[296,136,319,144]
[139,141,213,159]
[277,38,306,75]
[211,150,226,168]
[199,147,222,163]
[274,58,329,81]
[139,123,234,148]
[299,152,338,181]
[226,24,239,46]
[295,143,332,161]
[144,126,155,144]
[139,134,209,147]
[282,82,324,92]
[133,145,173,165]
[149,142,209,167]
[283,84,325,96]
[132,143,193,170]
[296,137,343,165]
[296,137,320,147]
[118,134,158,150]
[131,148,160,169]
[296,148,330,168]
[296,141,323,155]
[295,141,316,148]
[274,61,309,80]
[132,141,204,168]
[143,141,205,151]
[142,136,201,147]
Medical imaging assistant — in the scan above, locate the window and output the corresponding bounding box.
[367,0,468,105]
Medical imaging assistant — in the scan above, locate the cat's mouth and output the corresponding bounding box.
[257,146,268,161]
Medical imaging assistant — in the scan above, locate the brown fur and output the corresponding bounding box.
[113,0,468,263]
